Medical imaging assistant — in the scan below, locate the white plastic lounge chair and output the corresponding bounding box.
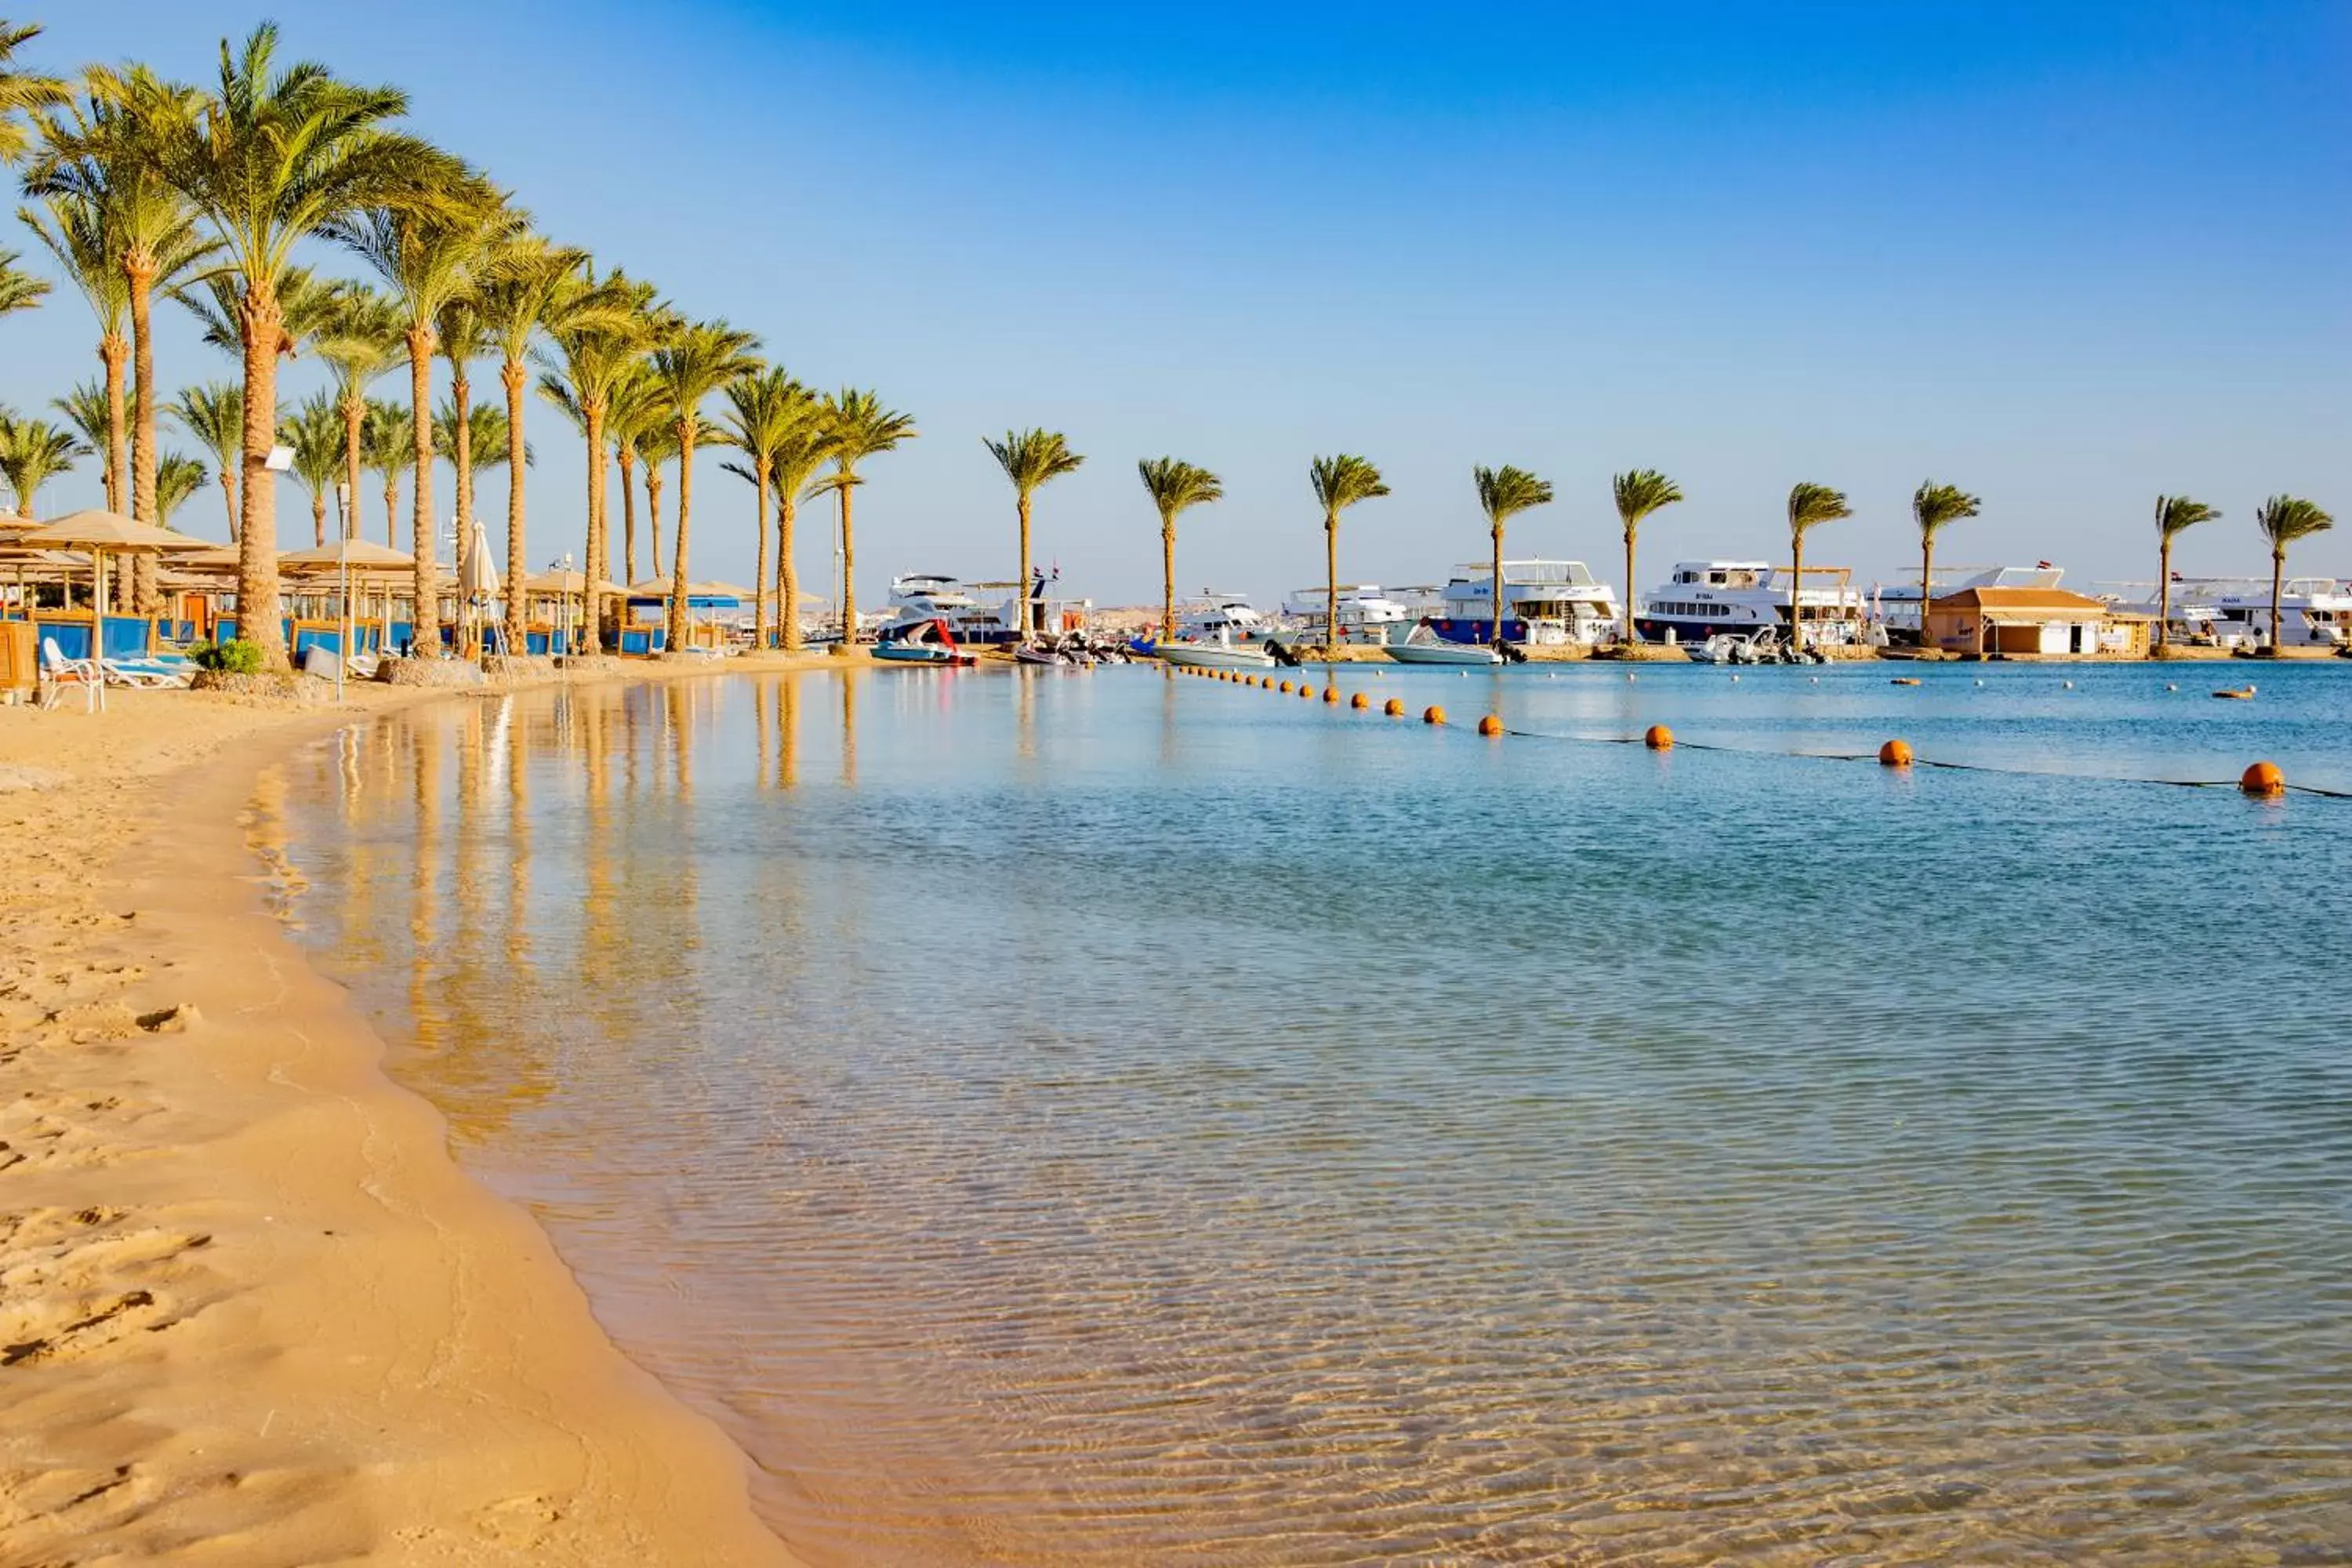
[102,652,194,688]
[38,636,100,711]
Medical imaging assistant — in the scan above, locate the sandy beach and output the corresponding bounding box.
[0,676,799,1566]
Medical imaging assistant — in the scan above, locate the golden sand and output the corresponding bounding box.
[0,674,800,1565]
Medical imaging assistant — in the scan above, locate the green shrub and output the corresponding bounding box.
[191,638,264,676]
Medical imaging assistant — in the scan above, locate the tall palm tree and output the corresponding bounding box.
[611,365,674,579]
[433,397,526,518]
[1784,481,1853,653]
[2153,495,2219,648]
[2253,495,2335,652]
[0,412,87,517]
[339,194,515,652]
[23,71,214,539]
[362,397,412,547]
[312,284,403,542]
[17,192,129,513]
[154,450,206,527]
[984,429,1085,637]
[1473,465,1554,646]
[536,266,652,641]
[1911,481,1981,650]
[720,368,807,648]
[766,394,835,653]
[0,248,47,317]
[0,18,65,165]
[134,25,461,666]
[1611,469,1684,644]
[434,292,493,597]
[650,318,761,650]
[1309,455,1390,655]
[1138,457,1224,644]
[479,234,608,653]
[167,380,244,539]
[286,392,346,546]
[817,389,916,647]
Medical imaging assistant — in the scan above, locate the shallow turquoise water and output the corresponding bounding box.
[273,662,2352,1566]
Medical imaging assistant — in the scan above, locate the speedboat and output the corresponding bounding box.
[1159,630,1276,670]
[1686,630,1777,665]
[873,617,975,664]
[1385,621,1503,666]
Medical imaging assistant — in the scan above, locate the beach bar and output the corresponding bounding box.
[1927,586,2153,659]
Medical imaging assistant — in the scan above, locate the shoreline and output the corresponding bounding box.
[0,672,806,1564]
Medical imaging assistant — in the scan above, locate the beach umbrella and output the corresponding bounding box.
[16,510,211,711]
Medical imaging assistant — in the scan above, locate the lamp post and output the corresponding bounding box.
[335,482,351,701]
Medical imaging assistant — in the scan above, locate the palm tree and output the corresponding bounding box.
[0,248,47,317]
[766,394,835,653]
[133,23,466,668]
[984,430,1085,637]
[1138,457,1224,644]
[16,192,129,513]
[2253,495,2335,652]
[1473,465,1554,646]
[1911,481,1981,650]
[720,368,807,648]
[608,364,670,579]
[154,450,206,528]
[0,412,87,517]
[1309,455,1390,654]
[339,194,516,654]
[53,379,130,477]
[362,398,412,547]
[167,380,244,539]
[23,71,214,539]
[286,392,346,546]
[2152,495,2219,648]
[434,292,493,594]
[650,319,761,651]
[312,285,403,542]
[536,267,652,641]
[479,234,608,653]
[0,18,65,165]
[434,397,526,517]
[1784,481,1853,653]
[1611,469,1684,644]
[817,389,916,647]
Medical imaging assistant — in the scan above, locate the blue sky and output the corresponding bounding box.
[5,2,2347,603]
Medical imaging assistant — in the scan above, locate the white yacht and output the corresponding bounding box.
[1635,560,1871,647]
[2176,577,2352,649]
[1174,592,1270,641]
[1874,564,2066,637]
[885,573,1016,645]
[1433,560,1621,646]
[1279,584,1416,645]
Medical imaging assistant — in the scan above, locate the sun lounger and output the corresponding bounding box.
[38,636,100,711]
[102,652,195,688]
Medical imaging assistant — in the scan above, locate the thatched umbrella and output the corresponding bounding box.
[16,510,212,710]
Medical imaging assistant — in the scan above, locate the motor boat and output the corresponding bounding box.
[1686,630,1777,665]
[1385,621,1504,666]
[1159,629,1276,670]
[872,618,975,664]
[1432,560,1622,646]
[1279,584,1417,646]
[1636,560,1870,648]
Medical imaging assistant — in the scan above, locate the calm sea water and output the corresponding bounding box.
[267,662,2352,1566]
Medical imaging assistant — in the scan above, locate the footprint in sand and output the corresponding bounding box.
[472,1494,564,1546]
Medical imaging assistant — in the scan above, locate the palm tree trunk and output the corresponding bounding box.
[1490,524,1504,647]
[503,359,527,658]
[311,492,327,549]
[753,462,771,649]
[1161,521,1175,644]
[647,463,664,580]
[1920,536,1935,651]
[99,335,128,516]
[666,419,693,652]
[582,401,607,651]
[1018,490,1033,638]
[2270,550,2285,652]
[236,286,289,671]
[2158,538,2172,650]
[342,399,364,542]
[221,461,239,543]
[405,328,437,656]
[840,485,857,645]
[1623,527,1637,644]
[778,489,800,653]
[1789,534,1805,653]
[450,369,474,657]
[616,444,637,585]
[127,252,161,616]
[382,469,397,550]
[1325,515,1339,659]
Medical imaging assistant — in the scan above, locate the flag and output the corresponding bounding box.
[2036,560,2053,569]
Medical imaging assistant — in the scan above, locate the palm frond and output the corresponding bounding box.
[154,450,208,527]
[985,427,1084,495]
[1473,463,1552,528]
[2154,494,2220,543]
[1309,453,1388,516]
[1786,481,1852,538]
[1138,456,1223,527]
[2255,495,2334,555]
[1613,469,1685,534]
[1911,480,1980,542]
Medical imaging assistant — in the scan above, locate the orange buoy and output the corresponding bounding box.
[1279,680,1293,694]
[1477,714,1504,737]
[1350,691,1369,709]
[1323,687,1340,704]
[1384,698,1406,717]
[1878,739,1914,768]
[1645,724,1674,750]
[1423,705,1446,725]
[2241,760,2285,797]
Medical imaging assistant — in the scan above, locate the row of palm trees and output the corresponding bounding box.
[1,19,923,668]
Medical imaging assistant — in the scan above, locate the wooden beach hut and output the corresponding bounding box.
[1926,586,2154,659]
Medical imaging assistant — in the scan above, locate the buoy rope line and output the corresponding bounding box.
[1165,666,2344,799]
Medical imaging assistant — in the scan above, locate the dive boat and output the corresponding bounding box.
[872,617,975,664]
[1385,622,1503,666]
[1279,584,1417,646]
[1431,560,1622,645]
[1635,560,1871,647]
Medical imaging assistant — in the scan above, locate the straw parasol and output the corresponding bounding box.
[16,510,212,711]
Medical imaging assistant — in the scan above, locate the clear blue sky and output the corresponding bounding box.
[5,2,2347,602]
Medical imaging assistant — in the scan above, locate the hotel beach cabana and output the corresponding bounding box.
[1926,586,2153,659]
[13,510,213,709]
[520,569,624,657]
[620,579,746,655]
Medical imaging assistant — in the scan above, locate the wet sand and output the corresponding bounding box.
[0,676,801,1565]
